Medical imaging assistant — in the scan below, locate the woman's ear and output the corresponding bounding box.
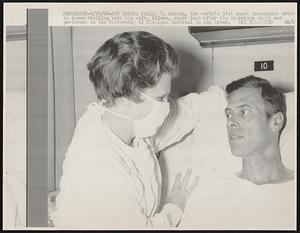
[115,96,131,107]
[130,90,144,104]
[270,112,285,132]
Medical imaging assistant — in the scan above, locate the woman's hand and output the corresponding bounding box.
[166,168,199,212]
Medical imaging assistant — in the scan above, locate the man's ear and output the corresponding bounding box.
[270,112,285,132]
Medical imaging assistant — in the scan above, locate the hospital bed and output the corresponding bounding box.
[158,91,296,229]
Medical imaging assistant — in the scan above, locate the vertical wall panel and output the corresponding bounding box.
[27,9,48,227]
[51,27,76,190]
[48,27,55,192]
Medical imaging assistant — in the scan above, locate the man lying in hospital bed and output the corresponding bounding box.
[159,75,296,230]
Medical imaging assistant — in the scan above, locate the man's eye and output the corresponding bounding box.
[226,113,232,119]
[241,109,249,116]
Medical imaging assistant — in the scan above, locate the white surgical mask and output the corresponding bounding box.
[104,92,170,138]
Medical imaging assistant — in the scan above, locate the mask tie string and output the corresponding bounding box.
[104,107,134,121]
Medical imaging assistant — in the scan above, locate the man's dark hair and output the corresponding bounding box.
[226,75,287,135]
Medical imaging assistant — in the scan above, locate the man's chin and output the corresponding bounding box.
[230,147,249,157]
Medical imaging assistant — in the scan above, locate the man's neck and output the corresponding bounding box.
[240,145,292,185]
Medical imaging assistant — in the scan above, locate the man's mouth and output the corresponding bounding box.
[229,135,244,140]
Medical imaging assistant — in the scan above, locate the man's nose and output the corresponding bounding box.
[227,117,239,128]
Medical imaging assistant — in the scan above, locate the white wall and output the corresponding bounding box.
[212,42,295,91]
[72,26,213,121]
[5,40,26,90]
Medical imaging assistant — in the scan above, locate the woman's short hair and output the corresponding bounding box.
[87,31,178,106]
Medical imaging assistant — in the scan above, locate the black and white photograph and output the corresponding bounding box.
[3,3,297,230]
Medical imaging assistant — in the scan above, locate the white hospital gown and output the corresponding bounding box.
[179,173,296,230]
[51,86,226,229]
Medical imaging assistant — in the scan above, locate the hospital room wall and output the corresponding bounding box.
[211,42,295,92]
[5,41,27,90]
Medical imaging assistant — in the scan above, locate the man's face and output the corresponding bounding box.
[225,87,275,157]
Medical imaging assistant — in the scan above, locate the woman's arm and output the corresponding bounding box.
[152,86,226,152]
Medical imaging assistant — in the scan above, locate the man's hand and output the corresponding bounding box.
[166,168,199,211]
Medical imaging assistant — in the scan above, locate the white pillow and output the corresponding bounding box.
[159,106,241,203]
[280,92,295,169]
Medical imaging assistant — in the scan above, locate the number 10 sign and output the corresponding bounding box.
[254,60,274,71]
